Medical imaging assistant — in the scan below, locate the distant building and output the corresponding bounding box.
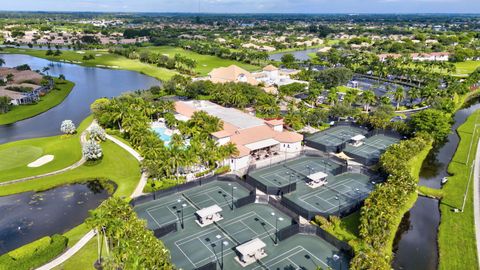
[207,65,259,85]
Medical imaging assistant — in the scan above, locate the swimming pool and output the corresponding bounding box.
[152,127,172,145]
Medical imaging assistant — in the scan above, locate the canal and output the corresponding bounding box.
[393,99,480,269]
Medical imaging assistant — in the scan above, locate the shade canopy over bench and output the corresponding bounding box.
[195,204,223,227]
[235,238,267,267]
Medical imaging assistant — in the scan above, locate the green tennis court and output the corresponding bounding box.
[285,173,373,216]
[344,134,400,165]
[248,156,345,189]
[305,125,369,152]
[134,180,350,270]
[135,181,250,230]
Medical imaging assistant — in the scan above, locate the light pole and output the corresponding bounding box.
[228,183,237,210]
[177,199,187,229]
[271,212,284,245]
[333,254,342,270]
[221,240,228,269]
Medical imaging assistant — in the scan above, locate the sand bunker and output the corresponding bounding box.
[28,155,54,168]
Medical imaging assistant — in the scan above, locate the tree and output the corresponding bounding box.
[315,67,353,89]
[82,140,103,161]
[0,96,11,114]
[60,120,76,134]
[89,124,107,142]
[281,53,296,68]
[0,58,5,67]
[393,87,405,110]
[409,109,452,144]
[58,74,66,81]
[359,90,376,112]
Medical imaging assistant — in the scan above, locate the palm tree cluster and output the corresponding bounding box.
[86,197,174,270]
[91,94,239,184]
[350,133,433,269]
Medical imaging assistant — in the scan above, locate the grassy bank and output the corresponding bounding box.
[0,79,75,125]
[0,116,91,183]
[438,109,480,270]
[138,46,259,76]
[455,61,480,77]
[1,48,177,81]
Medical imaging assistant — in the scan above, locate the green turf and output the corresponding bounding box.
[0,116,92,183]
[0,138,141,196]
[0,145,43,170]
[138,46,259,76]
[0,79,75,125]
[2,48,177,81]
[454,61,480,76]
[438,109,480,270]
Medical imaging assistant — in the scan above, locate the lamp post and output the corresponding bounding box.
[177,199,186,229]
[333,254,342,270]
[271,212,284,245]
[228,183,237,210]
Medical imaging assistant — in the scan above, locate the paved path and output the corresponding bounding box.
[35,134,147,270]
[473,137,480,269]
[0,125,92,187]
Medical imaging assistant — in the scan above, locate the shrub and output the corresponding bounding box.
[214,165,230,175]
[82,140,103,161]
[0,234,68,270]
[89,124,106,141]
[60,120,76,134]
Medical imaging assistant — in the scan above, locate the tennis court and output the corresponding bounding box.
[305,125,369,152]
[284,173,373,217]
[134,180,350,270]
[344,134,400,165]
[135,180,251,230]
[247,156,345,191]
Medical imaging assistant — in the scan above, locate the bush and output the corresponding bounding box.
[0,234,68,270]
[89,124,106,141]
[82,140,103,161]
[214,165,230,175]
[60,120,76,134]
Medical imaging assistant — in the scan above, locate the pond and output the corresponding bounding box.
[0,54,160,144]
[0,180,113,255]
[393,99,480,269]
[269,48,318,61]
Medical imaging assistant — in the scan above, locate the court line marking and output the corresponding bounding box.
[253,245,330,270]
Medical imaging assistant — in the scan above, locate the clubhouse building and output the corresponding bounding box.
[174,100,303,172]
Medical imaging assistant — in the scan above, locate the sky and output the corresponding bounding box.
[0,0,479,14]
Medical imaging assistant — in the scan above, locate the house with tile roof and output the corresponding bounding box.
[174,100,303,172]
[207,65,259,85]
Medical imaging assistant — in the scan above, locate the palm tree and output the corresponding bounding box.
[344,88,359,106]
[380,96,391,106]
[359,90,376,112]
[0,58,5,67]
[326,88,338,106]
[393,87,405,110]
[407,87,421,105]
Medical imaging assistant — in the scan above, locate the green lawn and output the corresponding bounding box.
[138,46,259,76]
[438,109,480,270]
[0,79,75,125]
[454,61,480,77]
[0,116,92,183]
[2,48,177,81]
[0,139,140,196]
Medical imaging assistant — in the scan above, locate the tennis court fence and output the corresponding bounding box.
[234,193,256,208]
[153,222,177,238]
[245,174,297,196]
[299,224,354,257]
[280,195,364,220]
[277,224,300,242]
[130,174,254,207]
[194,261,217,270]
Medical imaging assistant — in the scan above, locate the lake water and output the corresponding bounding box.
[0,54,160,144]
[393,99,480,269]
[0,180,112,254]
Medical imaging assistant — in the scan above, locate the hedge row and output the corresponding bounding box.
[350,133,433,269]
[0,234,68,270]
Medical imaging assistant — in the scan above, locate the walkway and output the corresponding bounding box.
[35,133,147,270]
[473,137,480,269]
[0,124,92,187]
